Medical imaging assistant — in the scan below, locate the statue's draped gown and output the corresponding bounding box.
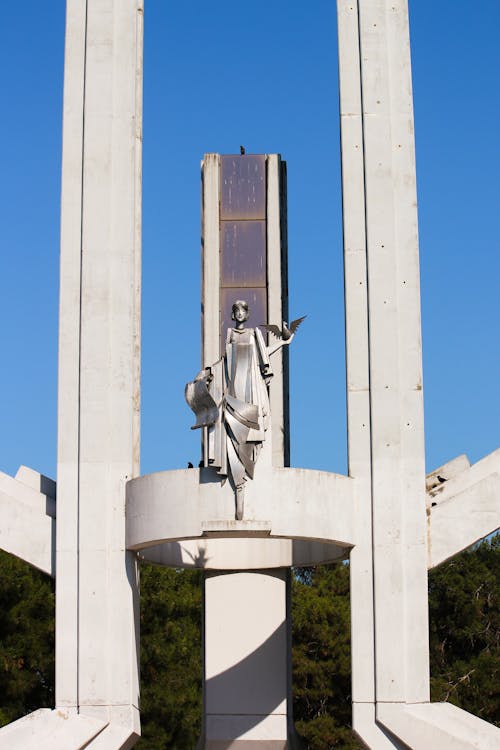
[208,326,271,489]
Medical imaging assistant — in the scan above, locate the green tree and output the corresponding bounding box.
[0,550,55,726]
[137,565,203,749]
[429,535,499,724]
[292,564,362,750]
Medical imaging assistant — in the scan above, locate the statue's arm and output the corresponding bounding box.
[254,327,273,382]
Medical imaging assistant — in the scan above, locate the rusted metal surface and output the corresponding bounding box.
[219,155,268,352]
[220,155,266,220]
[220,220,266,287]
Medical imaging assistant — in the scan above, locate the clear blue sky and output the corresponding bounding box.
[0,1,498,482]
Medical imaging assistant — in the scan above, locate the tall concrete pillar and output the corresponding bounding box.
[56,0,143,743]
[338,2,428,744]
[338,2,500,748]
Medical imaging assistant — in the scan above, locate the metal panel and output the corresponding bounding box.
[220,155,266,220]
[220,221,267,287]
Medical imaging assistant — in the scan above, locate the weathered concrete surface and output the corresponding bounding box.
[337,0,500,747]
[54,0,143,743]
[203,572,289,747]
[126,467,354,559]
[427,449,500,568]
[377,702,500,750]
[0,708,106,750]
[0,467,55,576]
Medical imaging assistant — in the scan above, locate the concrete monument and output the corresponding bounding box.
[0,1,499,750]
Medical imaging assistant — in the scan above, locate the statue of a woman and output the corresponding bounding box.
[186,299,304,519]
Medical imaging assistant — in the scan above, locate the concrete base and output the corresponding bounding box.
[202,571,302,750]
[0,708,139,750]
[0,709,105,750]
[203,742,288,749]
[202,732,303,748]
[378,702,500,750]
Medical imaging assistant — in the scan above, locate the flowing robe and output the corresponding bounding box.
[222,326,271,487]
[186,326,272,489]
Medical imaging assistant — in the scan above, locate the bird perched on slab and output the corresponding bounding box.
[240,145,246,155]
[261,315,306,341]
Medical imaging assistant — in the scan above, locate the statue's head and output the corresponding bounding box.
[231,300,249,325]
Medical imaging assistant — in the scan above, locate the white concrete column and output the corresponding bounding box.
[361,0,429,706]
[56,0,143,738]
[338,0,428,745]
[338,4,500,748]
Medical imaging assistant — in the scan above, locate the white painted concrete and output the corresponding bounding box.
[266,154,288,468]
[55,0,143,743]
[425,454,470,496]
[427,449,500,568]
[138,537,346,569]
[0,468,55,576]
[83,722,140,750]
[204,572,289,746]
[360,0,428,705]
[201,153,221,370]
[0,708,106,750]
[126,467,354,557]
[339,0,429,718]
[378,702,500,750]
[15,465,56,500]
[338,1,500,748]
[337,0,377,719]
[351,704,406,750]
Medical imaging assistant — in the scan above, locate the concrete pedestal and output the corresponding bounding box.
[203,571,292,749]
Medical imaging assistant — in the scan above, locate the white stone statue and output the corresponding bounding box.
[186,300,305,519]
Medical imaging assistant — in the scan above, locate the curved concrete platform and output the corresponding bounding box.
[126,467,355,569]
[137,537,348,569]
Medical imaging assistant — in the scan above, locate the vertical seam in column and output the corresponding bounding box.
[76,0,89,713]
[356,0,378,707]
[134,0,144,478]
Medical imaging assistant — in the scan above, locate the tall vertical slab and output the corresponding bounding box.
[201,154,295,748]
[338,0,428,743]
[57,0,143,735]
[202,153,289,466]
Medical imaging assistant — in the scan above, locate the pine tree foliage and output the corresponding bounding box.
[292,564,362,749]
[137,565,203,749]
[0,550,55,725]
[429,535,499,724]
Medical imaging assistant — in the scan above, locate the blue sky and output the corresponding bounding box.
[0,1,498,482]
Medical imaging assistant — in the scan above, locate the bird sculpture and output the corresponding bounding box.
[261,315,306,341]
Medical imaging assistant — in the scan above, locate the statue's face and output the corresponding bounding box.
[232,302,249,324]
